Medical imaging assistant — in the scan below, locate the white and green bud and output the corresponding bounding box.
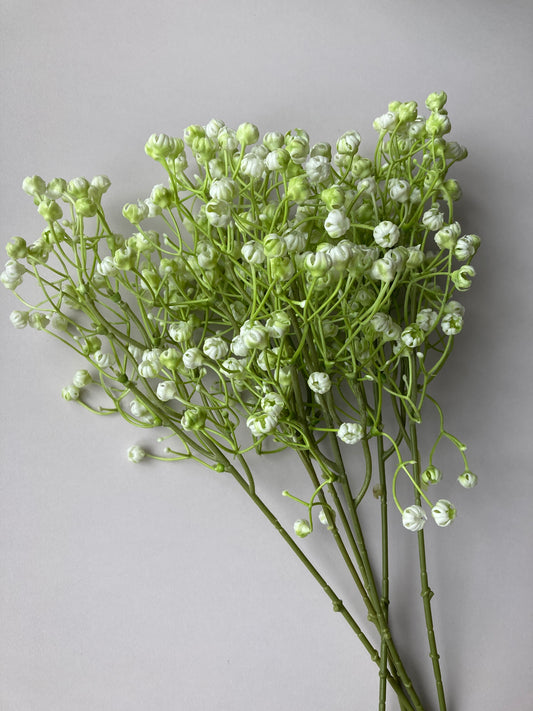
[28,312,49,330]
[263,234,287,259]
[203,336,229,361]
[241,153,265,179]
[145,133,184,160]
[431,499,456,527]
[181,406,207,431]
[160,347,181,370]
[241,241,266,265]
[113,246,136,270]
[122,201,149,224]
[261,392,284,416]
[263,131,285,151]
[22,175,47,198]
[138,359,159,379]
[337,422,364,444]
[221,357,245,375]
[9,309,29,329]
[62,384,80,401]
[422,465,442,485]
[286,175,311,204]
[293,519,312,538]
[241,321,269,350]
[72,369,92,388]
[93,350,112,368]
[127,445,146,463]
[373,220,400,248]
[324,209,350,239]
[169,320,194,343]
[96,256,118,277]
[336,131,361,155]
[182,347,204,369]
[416,309,438,332]
[304,155,331,185]
[458,471,478,488]
[454,234,481,261]
[401,325,425,348]
[388,179,410,203]
[422,206,445,231]
[205,199,232,228]
[230,334,250,358]
[209,177,236,202]
[373,112,397,132]
[434,222,461,250]
[236,122,259,146]
[266,311,291,338]
[402,505,427,531]
[308,371,331,395]
[156,380,178,402]
[426,112,451,136]
[425,91,447,112]
[451,265,475,291]
[246,412,278,437]
[37,199,63,222]
[6,236,28,259]
[265,148,291,172]
[90,175,111,196]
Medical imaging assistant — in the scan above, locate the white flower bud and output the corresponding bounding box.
[304,251,332,277]
[416,309,438,332]
[138,359,158,378]
[401,325,425,348]
[240,321,269,350]
[4,259,25,280]
[370,312,393,333]
[444,300,465,316]
[241,153,265,179]
[93,350,112,368]
[328,241,354,269]
[62,384,80,401]
[261,392,285,416]
[246,412,278,437]
[127,445,146,463]
[337,422,364,444]
[203,336,228,361]
[90,175,111,195]
[304,155,331,185]
[373,112,397,132]
[336,131,361,154]
[205,118,225,139]
[324,209,350,239]
[205,199,232,228]
[441,313,463,336]
[197,242,218,269]
[230,334,250,357]
[283,231,306,254]
[169,320,194,343]
[373,221,400,248]
[422,206,445,231]
[209,177,236,202]
[406,246,425,269]
[293,519,312,538]
[308,372,331,394]
[96,256,118,277]
[434,221,461,250]
[236,122,259,146]
[130,399,149,418]
[458,471,478,488]
[431,499,456,527]
[402,505,427,531]
[265,148,290,171]
[28,312,49,330]
[318,510,329,525]
[263,131,285,150]
[451,265,475,291]
[421,465,442,485]
[221,357,245,375]
[388,179,410,203]
[156,380,178,401]
[22,175,47,198]
[454,234,481,261]
[370,255,397,282]
[72,369,92,388]
[241,241,266,265]
[9,310,29,329]
[265,311,291,338]
[182,347,204,369]
[1,270,22,290]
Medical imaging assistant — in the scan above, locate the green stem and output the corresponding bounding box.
[409,420,447,711]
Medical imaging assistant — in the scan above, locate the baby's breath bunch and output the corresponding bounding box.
[4,92,479,710]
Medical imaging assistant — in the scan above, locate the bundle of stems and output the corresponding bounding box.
[3,92,479,709]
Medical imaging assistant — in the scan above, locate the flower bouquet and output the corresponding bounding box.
[3,91,479,710]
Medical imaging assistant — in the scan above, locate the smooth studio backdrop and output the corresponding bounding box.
[1,1,532,710]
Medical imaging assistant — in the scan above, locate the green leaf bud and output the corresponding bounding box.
[159,347,181,370]
[263,233,287,259]
[426,112,451,137]
[350,156,373,179]
[150,184,173,209]
[113,245,136,270]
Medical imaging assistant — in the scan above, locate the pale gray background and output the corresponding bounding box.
[1,1,532,709]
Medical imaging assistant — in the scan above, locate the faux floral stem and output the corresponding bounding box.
[409,419,447,711]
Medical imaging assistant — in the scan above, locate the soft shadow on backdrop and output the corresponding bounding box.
[1,1,532,710]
